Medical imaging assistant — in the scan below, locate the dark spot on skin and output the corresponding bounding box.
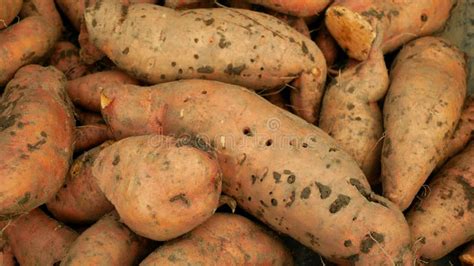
[224,64,246,75]
[243,127,253,136]
[194,54,199,59]
[421,14,428,22]
[27,139,47,152]
[344,240,352,247]
[345,254,360,262]
[442,240,446,246]
[260,200,268,207]
[349,178,388,207]
[360,232,385,253]
[194,38,199,43]
[248,196,252,201]
[300,187,311,199]
[347,86,355,93]
[382,138,392,158]
[305,232,319,246]
[361,8,385,20]
[40,131,47,138]
[454,207,464,218]
[301,41,309,55]
[287,175,296,184]
[333,10,343,17]
[122,47,129,55]
[18,192,30,205]
[315,182,331,199]
[112,155,120,166]
[197,66,214,73]
[329,148,337,152]
[218,35,231,48]
[456,176,473,211]
[283,170,292,175]
[92,19,97,27]
[273,172,281,183]
[347,103,355,110]
[271,198,278,206]
[171,62,176,67]
[118,5,129,24]
[178,69,183,74]
[168,254,177,262]
[203,18,214,26]
[285,190,296,207]
[160,74,166,80]
[21,52,36,62]
[329,194,351,213]
[169,193,190,207]
[251,175,257,184]
[0,114,20,132]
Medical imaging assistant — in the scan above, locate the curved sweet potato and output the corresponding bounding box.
[4,209,78,265]
[92,135,222,241]
[460,242,474,266]
[0,65,75,218]
[19,0,63,37]
[0,16,59,86]
[247,0,330,17]
[67,70,138,112]
[407,142,474,260]
[50,42,89,80]
[140,213,293,265]
[61,211,150,266]
[0,0,23,29]
[84,0,327,123]
[382,37,467,210]
[99,80,413,265]
[47,143,114,224]
[325,0,455,60]
[319,32,388,184]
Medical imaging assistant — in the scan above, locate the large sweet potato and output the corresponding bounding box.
[92,135,222,241]
[61,211,150,266]
[0,0,23,29]
[381,37,467,210]
[99,79,413,265]
[140,213,293,265]
[325,0,455,60]
[84,0,327,123]
[0,65,75,218]
[407,141,473,260]
[3,208,78,265]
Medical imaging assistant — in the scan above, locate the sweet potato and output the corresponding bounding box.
[47,143,114,224]
[0,0,23,29]
[74,124,113,152]
[406,141,474,260]
[50,42,89,80]
[75,108,105,125]
[78,21,105,64]
[325,0,455,60]
[19,0,63,37]
[460,242,474,266]
[246,0,331,17]
[270,12,311,38]
[381,37,467,210]
[0,16,59,86]
[3,208,78,265]
[0,65,75,218]
[164,0,213,9]
[84,0,327,123]
[92,135,222,241]
[61,211,150,266]
[314,25,340,68]
[319,32,388,184]
[265,91,290,111]
[140,213,293,265]
[99,80,413,265]
[0,244,14,266]
[55,0,83,30]
[67,70,138,112]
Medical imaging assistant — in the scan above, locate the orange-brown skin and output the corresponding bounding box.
[55,0,84,30]
[4,209,78,265]
[270,12,311,38]
[382,37,467,210]
[67,70,138,112]
[325,0,455,60]
[47,143,114,224]
[140,213,294,266]
[247,0,331,17]
[92,135,222,241]
[0,0,23,29]
[0,65,75,219]
[406,142,474,260]
[0,16,59,86]
[314,25,339,67]
[61,211,150,266]
[74,124,113,152]
[50,42,89,80]
[99,80,413,265]
[19,0,63,37]
[75,108,105,125]
[85,0,327,124]
[164,0,213,9]
[460,242,474,266]
[319,32,388,184]
[0,243,14,266]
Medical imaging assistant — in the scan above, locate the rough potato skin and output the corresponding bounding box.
[247,0,330,17]
[85,0,327,123]
[92,135,222,241]
[0,16,59,86]
[0,0,23,29]
[4,209,78,265]
[407,142,474,260]
[0,65,75,219]
[100,80,413,265]
[61,211,150,266]
[140,213,294,266]
[74,124,113,152]
[319,33,388,184]
[325,0,455,60]
[47,143,114,224]
[50,42,89,80]
[19,0,63,37]
[382,37,467,210]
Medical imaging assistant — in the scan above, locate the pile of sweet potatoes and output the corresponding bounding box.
[0,0,472,265]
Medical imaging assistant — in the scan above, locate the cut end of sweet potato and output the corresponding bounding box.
[100,93,113,109]
[325,6,375,61]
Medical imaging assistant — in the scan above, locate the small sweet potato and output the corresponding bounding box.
[0,16,59,86]
[85,0,327,123]
[67,70,138,112]
[92,135,222,241]
[49,42,89,80]
[140,213,293,265]
[3,208,78,265]
[247,0,331,17]
[19,0,63,37]
[47,143,114,224]
[0,0,23,29]
[74,124,113,152]
[0,65,75,218]
[314,25,340,68]
[61,211,150,266]
[99,80,413,265]
[407,141,474,260]
[460,242,474,266]
[381,37,467,210]
[325,0,455,60]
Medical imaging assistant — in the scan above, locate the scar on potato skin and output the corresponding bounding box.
[169,193,190,207]
[329,194,351,213]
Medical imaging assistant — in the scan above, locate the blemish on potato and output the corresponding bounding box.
[273,172,281,183]
[285,190,296,207]
[169,193,190,207]
[329,194,351,213]
[315,182,331,199]
[197,66,214,74]
[300,187,311,199]
[287,175,296,184]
